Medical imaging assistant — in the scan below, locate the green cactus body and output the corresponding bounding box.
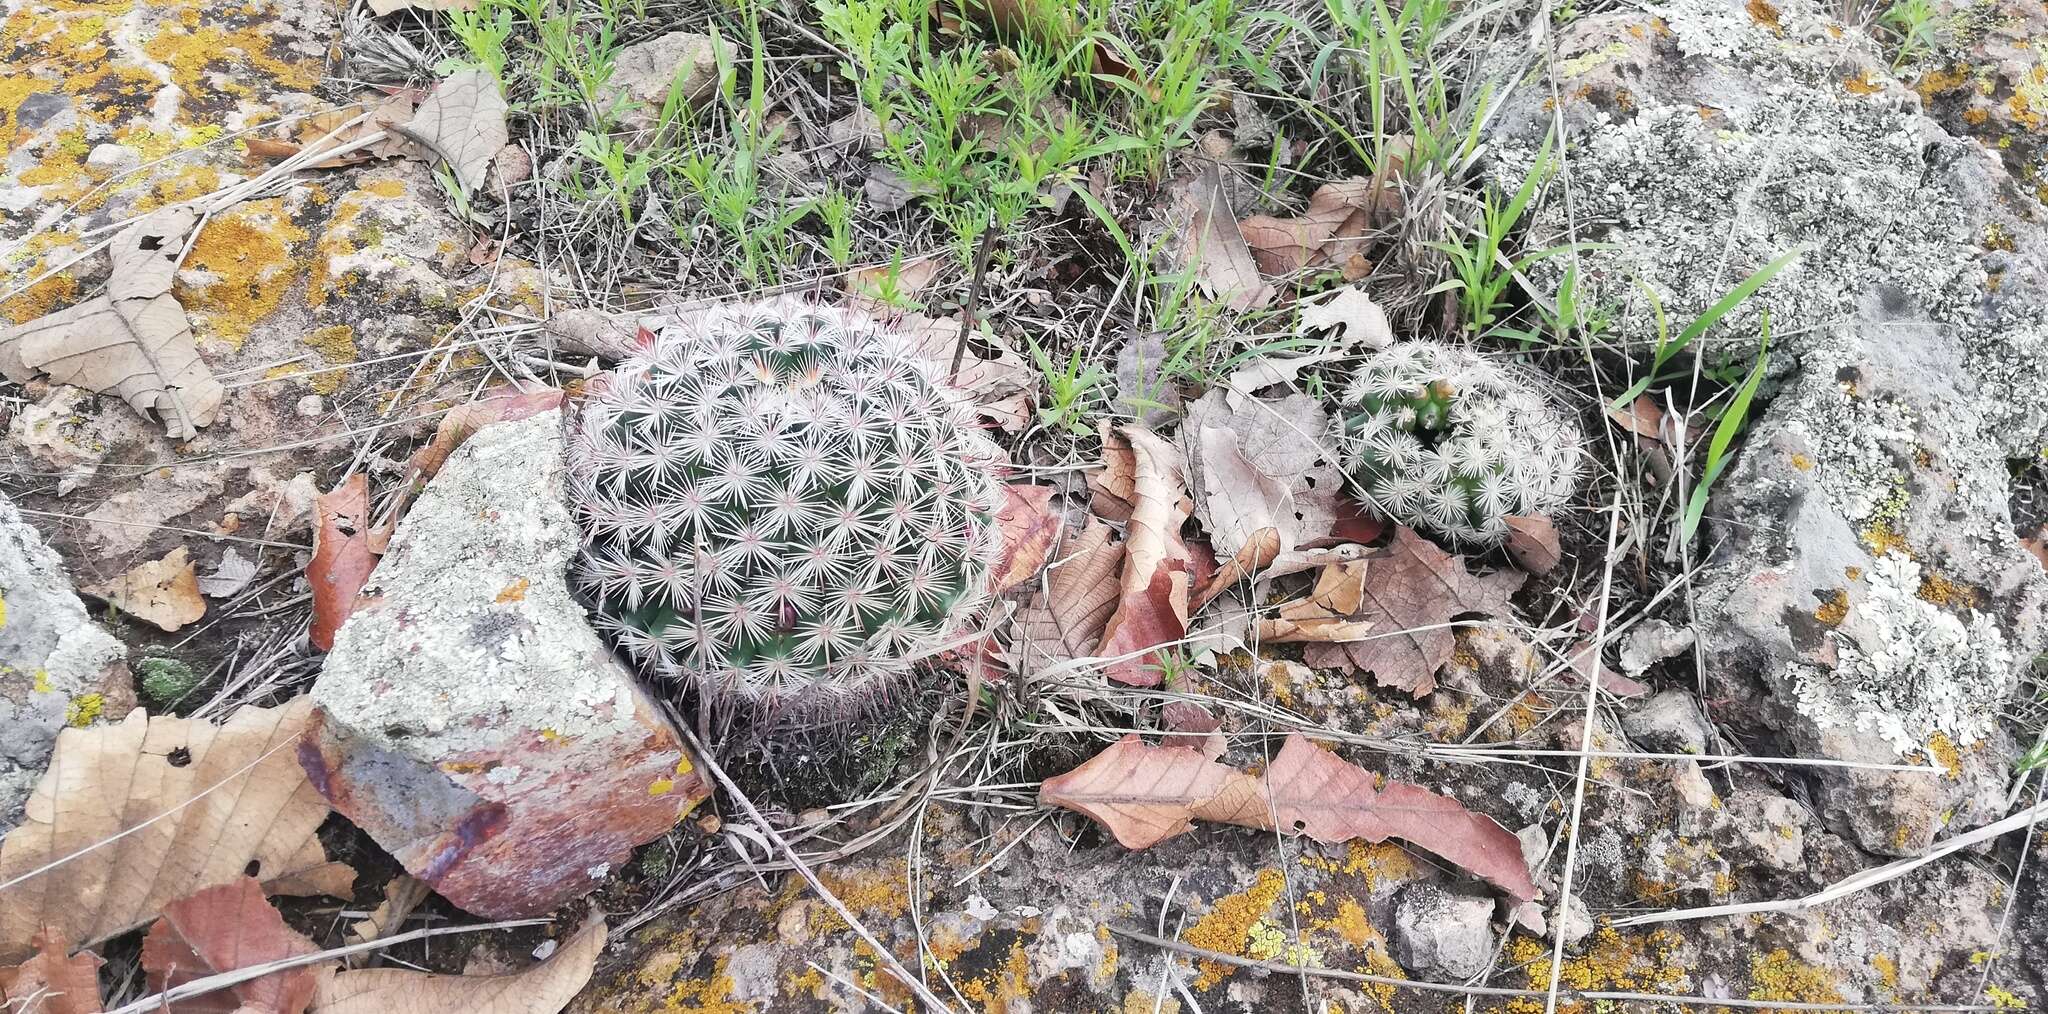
[1338,342,1582,544]
[567,299,1002,711]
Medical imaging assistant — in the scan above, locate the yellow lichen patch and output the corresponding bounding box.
[1744,0,1781,32]
[1860,520,1910,558]
[136,165,225,212]
[1264,662,1296,708]
[1122,990,1181,1014]
[1748,949,1843,1013]
[1871,953,1900,998]
[1814,589,1849,628]
[141,12,319,100]
[65,692,104,727]
[362,177,407,198]
[20,129,94,200]
[1916,571,1981,610]
[782,966,825,1000]
[294,324,357,395]
[1789,452,1814,471]
[2,271,77,325]
[1926,733,1963,779]
[1915,65,1971,100]
[1184,868,1287,990]
[812,861,912,933]
[958,939,1032,1014]
[660,956,755,1014]
[1319,898,1378,949]
[176,197,309,348]
[1505,928,1690,1013]
[1843,69,1882,95]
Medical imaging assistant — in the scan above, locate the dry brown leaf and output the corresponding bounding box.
[1190,526,1281,613]
[309,475,377,653]
[1037,734,1266,848]
[0,208,221,439]
[1040,733,1536,900]
[311,916,604,1014]
[1239,179,1395,278]
[84,546,205,633]
[1295,286,1394,350]
[1098,427,1194,687]
[1259,528,1523,696]
[1182,390,1342,560]
[1165,163,1274,312]
[0,699,347,964]
[1262,735,1537,900]
[1504,516,1562,576]
[0,929,104,1014]
[883,312,1036,432]
[248,95,420,169]
[1009,522,1123,669]
[1605,394,1665,441]
[142,877,323,1014]
[972,0,1149,92]
[395,70,507,195]
[844,257,942,314]
[991,484,1061,594]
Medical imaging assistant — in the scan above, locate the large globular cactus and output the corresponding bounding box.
[566,298,1003,711]
[1337,342,1582,544]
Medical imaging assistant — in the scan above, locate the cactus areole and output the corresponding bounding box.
[566,299,1002,711]
[1338,342,1583,544]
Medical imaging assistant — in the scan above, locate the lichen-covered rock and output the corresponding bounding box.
[1388,884,1495,980]
[1485,0,2048,855]
[0,493,132,832]
[303,409,709,919]
[1915,0,2048,203]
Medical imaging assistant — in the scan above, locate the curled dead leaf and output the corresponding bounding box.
[1163,162,1274,312]
[1258,528,1523,696]
[1239,179,1399,279]
[991,484,1062,594]
[1010,522,1123,670]
[1504,516,1562,576]
[1098,428,1193,687]
[395,70,508,195]
[84,546,206,633]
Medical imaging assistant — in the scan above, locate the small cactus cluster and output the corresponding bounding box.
[1337,342,1582,543]
[567,299,1003,712]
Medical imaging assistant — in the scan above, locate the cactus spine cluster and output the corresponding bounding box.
[566,298,1003,711]
[1337,342,1582,543]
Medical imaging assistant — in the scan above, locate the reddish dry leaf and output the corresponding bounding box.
[1166,163,1274,312]
[1098,427,1193,687]
[1190,526,1280,613]
[1040,733,1536,901]
[1504,516,1562,576]
[0,929,104,1014]
[1238,179,1396,277]
[1264,735,1537,900]
[1259,528,1524,696]
[1307,495,1387,548]
[1160,701,1226,761]
[1010,523,1123,669]
[141,877,323,1014]
[309,474,377,652]
[991,484,1061,594]
[1037,734,1266,848]
[1560,641,1649,698]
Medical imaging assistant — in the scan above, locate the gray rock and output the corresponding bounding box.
[1618,618,1694,676]
[1622,690,1712,755]
[85,144,140,174]
[1726,788,1806,871]
[1390,883,1496,981]
[304,409,709,918]
[0,494,131,832]
[605,31,724,133]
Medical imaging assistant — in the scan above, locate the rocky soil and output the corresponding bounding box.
[3,0,2047,1011]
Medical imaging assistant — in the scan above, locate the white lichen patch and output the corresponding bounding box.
[1795,552,2014,753]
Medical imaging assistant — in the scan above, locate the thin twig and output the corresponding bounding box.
[949,210,1002,381]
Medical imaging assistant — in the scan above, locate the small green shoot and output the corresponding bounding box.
[1680,313,1771,542]
[1029,337,1111,436]
[1611,247,1803,409]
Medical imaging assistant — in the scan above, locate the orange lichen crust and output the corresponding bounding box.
[175,197,310,348]
[1748,949,1844,1013]
[1183,868,1288,990]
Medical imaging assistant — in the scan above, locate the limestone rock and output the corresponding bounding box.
[303,409,709,918]
[1621,690,1712,755]
[606,32,725,134]
[0,494,132,832]
[1390,884,1495,980]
